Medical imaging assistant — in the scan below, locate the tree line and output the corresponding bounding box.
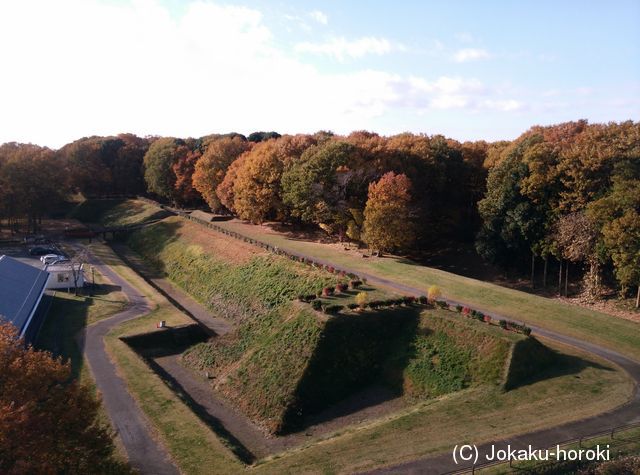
[0,121,638,304]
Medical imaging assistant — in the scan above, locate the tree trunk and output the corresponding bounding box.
[558,259,563,295]
[636,285,640,309]
[531,253,535,289]
[543,257,548,288]
[565,262,569,297]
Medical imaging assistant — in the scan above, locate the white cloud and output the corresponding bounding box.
[309,10,328,25]
[295,36,403,61]
[0,0,522,148]
[453,48,490,62]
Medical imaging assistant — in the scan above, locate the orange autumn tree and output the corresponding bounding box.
[0,323,130,475]
[192,136,251,212]
[172,147,202,207]
[362,171,415,252]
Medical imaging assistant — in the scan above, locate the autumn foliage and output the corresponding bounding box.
[362,172,415,252]
[0,323,130,474]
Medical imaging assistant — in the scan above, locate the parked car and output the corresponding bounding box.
[29,246,57,256]
[40,254,66,265]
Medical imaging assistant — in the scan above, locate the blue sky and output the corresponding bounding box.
[0,0,638,147]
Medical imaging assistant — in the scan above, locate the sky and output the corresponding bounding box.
[0,0,638,148]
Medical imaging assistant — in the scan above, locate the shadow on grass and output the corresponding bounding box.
[144,357,256,464]
[508,348,614,391]
[35,294,88,380]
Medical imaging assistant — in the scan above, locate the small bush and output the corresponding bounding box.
[355,292,368,308]
[418,295,428,305]
[483,315,492,324]
[311,300,322,311]
[323,304,343,314]
[335,283,348,293]
[436,300,449,309]
[349,280,362,289]
[427,285,442,302]
[455,304,463,313]
[326,266,335,274]
[347,303,359,310]
[498,319,507,329]
[322,287,334,297]
[402,296,415,305]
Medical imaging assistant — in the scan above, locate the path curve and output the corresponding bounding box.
[77,247,179,475]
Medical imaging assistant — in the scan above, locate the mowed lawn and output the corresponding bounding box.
[212,219,640,362]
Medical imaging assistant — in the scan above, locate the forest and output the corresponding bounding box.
[0,121,638,305]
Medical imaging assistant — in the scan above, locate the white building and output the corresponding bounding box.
[45,262,85,290]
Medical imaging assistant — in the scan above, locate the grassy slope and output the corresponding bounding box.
[253,339,632,475]
[70,198,170,226]
[125,217,348,322]
[211,219,640,362]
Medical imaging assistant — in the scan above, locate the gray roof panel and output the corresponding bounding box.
[0,255,50,336]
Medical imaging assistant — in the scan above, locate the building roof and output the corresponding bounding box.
[0,255,50,337]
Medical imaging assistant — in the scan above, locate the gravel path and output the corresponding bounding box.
[78,247,179,475]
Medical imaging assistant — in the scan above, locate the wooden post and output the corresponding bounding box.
[636,285,640,309]
[558,259,563,295]
[531,253,535,289]
[565,262,569,297]
[543,256,548,288]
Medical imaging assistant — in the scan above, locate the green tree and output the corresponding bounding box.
[281,141,356,227]
[143,137,183,201]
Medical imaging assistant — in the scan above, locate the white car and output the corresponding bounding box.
[41,254,66,265]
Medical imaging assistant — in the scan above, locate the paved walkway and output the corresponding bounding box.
[110,243,233,336]
[78,247,179,475]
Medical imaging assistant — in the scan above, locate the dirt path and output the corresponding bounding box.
[76,246,179,475]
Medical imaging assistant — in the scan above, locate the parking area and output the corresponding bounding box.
[0,243,64,270]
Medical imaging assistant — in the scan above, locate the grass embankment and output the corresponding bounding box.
[81,198,640,362]
[125,216,542,434]
[90,243,245,474]
[207,219,640,362]
[70,198,170,226]
[126,217,349,322]
[252,340,632,474]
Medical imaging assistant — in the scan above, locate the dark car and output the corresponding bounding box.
[28,246,57,256]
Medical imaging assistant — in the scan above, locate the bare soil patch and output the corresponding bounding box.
[173,217,265,265]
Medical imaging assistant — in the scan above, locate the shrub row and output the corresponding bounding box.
[455,304,531,336]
